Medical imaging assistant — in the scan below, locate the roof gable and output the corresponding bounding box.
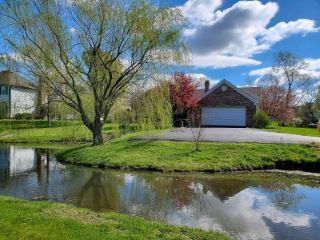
[199,79,259,104]
[0,71,36,90]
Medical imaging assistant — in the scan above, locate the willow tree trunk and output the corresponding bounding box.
[92,119,104,145]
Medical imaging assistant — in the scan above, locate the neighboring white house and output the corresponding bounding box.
[0,71,36,118]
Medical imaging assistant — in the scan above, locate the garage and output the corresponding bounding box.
[201,107,246,127]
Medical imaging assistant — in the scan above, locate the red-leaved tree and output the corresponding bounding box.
[170,73,199,126]
[260,86,294,122]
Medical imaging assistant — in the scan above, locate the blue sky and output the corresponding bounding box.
[166,0,320,87]
[1,0,320,87]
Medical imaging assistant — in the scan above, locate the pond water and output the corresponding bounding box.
[0,145,320,240]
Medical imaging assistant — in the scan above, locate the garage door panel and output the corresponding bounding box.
[202,107,246,126]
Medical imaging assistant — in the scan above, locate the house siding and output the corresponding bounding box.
[199,83,257,127]
[10,87,36,117]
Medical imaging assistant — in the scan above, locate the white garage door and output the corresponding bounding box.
[201,107,246,126]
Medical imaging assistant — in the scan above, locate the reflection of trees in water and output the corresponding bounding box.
[142,175,197,208]
[198,177,304,209]
[35,149,50,184]
[125,174,252,220]
[259,182,303,209]
[126,175,261,225]
[272,188,303,209]
[0,147,10,183]
[138,175,305,211]
[128,175,251,214]
[0,147,308,219]
[120,174,201,221]
[199,178,250,201]
[76,171,124,212]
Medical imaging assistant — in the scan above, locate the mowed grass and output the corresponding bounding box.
[0,120,90,143]
[266,126,320,137]
[56,134,320,172]
[0,197,229,240]
[0,120,136,143]
[0,119,81,130]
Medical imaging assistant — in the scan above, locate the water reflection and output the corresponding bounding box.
[0,145,319,240]
[77,171,124,211]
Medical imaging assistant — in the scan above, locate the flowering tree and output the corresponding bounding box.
[169,73,199,126]
[260,86,294,122]
[169,72,203,150]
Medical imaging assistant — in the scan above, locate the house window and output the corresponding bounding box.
[0,86,8,95]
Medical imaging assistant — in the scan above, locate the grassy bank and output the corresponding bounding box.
[0,120,139,143]
[56,134,320,172]
[0,197,228,240]
[266,126,320,137]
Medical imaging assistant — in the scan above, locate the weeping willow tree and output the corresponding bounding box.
[131,81,172,131]
[0,0,186,145]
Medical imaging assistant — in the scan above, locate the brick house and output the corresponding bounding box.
[198,79,261,127]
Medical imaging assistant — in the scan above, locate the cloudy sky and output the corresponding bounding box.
[166,0,320,86]
[1,0,319,87]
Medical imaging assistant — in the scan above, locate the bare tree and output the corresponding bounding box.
[273,51,316,108]
[188,109,203,151]
[0,0,186,145]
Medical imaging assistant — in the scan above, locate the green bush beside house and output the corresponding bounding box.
[254,110,270,129]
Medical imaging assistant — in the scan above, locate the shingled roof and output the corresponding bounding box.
[0,71,36,90]
[240,87,262,99]
[197,81,261,100]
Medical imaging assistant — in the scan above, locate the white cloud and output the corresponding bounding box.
[249,59,320,92]
[187,73,220,87]
[186,1,279,56]
[183,28,197,37]
[179,0,222,25]
[261,19,319,46]
[168,187,313,240]
[178,0,319,69]
[191,54,261,69]
[249,59,320,79]
[249,67,273,77]
[187,73,210,80]
[305,58,320,71]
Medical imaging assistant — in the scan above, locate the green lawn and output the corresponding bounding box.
[0,120,138,143]
[266,126,320,137]
[2,120,320,173]
[56,134,320,172]
[0,197,228,240]
[0,119,82,129]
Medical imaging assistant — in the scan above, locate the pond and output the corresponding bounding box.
[0,145,320,240]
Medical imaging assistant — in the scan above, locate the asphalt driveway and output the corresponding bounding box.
[139,128,320,144]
